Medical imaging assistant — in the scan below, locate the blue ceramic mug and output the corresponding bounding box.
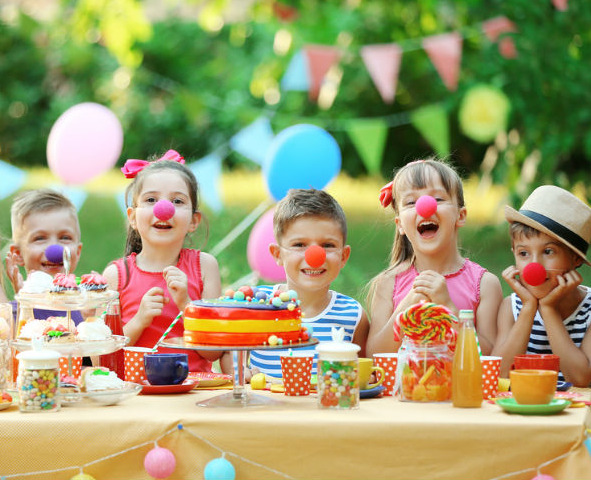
[144,353,189,385]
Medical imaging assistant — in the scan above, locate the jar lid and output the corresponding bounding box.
[17,349,60,361]
[315,327,360,360]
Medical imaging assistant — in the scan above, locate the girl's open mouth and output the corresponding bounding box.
[417,221,439,236]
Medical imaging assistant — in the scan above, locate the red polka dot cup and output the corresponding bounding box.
[124,347,152,383]
[280,352,314,396]
[373,353,398,396]
[481,356,502,400]
[59,356,82,379]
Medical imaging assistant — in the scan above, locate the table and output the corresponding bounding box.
[1,389,590,480]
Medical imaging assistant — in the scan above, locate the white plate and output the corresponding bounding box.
[63,382,142,406]
[13,335,129,356]
[0,401,14,411]
[16,290,118,310]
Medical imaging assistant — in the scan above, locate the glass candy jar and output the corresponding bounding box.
[316,338,361,410]
[16,346,61,412]
[396,339,452,402]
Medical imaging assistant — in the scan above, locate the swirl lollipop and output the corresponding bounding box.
[153,199,175,221]
[304,245,326,268]
[45,244,64,264]
[522,262,547,286]
[415,195,437,218]
[394,302,458,346]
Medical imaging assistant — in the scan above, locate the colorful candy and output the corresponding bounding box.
[317,359,359,409]
[17,367,60,411]
[399,342,452,402]
[394,302,458,347]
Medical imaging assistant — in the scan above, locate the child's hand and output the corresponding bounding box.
[137,287,169,327]
[5,252,23,294]
[502,265,537,308]
[539,269,582,310]
[412,271,452,308]
[163,266,190,310]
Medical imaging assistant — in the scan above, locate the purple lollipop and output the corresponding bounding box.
[153,200,175,221]
[45,244,64,264]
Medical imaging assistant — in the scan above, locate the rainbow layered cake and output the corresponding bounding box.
[183,286,308,346]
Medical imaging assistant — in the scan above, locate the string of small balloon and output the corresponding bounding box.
[0,423,294,480]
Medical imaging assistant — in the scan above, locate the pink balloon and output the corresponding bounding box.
[247,209,286,282]
[144,447,176,479]
[531,475,556,480]
[47,102,123,185]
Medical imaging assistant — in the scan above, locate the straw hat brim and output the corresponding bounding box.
[505,205,590,266]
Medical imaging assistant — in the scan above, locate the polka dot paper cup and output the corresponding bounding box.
[59,356,82,379]
[124,347,153,383]
[280,352,314,396]
[373,353,398,396]
[481,356,502,400]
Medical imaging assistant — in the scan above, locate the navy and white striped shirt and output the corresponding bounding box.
[249,286,363,378]
[511,288,591,380]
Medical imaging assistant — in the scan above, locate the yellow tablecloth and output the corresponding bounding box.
[1,389,590,480]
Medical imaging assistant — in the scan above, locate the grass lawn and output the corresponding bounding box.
[1,168,589,307]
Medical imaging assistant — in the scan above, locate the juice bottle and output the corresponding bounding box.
[99,300,125,379]
[452,309,482,408]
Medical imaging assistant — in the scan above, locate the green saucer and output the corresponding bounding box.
[495,398,571,415]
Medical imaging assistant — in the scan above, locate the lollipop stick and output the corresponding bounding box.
[151,313,183,351]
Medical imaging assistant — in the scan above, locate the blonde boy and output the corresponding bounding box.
[493,186,591,386]
[249,188,369,378]
[7,189,82,295]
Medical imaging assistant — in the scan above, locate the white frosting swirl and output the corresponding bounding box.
[21,271,53,294]
[84,369,124,391]
[76,318,111,341]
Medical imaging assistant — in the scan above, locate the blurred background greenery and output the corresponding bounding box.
[1,0,590,304]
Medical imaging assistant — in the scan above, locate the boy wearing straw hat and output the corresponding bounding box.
[493,185,591,386]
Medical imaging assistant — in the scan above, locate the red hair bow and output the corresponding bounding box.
[121,150,185,179]
[379,181,393,208]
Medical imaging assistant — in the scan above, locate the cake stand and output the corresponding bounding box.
[13,290,127,376]
[161,337,318,408]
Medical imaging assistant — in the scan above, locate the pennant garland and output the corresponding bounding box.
[281,49,310,92]
[187,152,223,213]
[229,116,275,166]
[0,160,26,201]
[304,45,342,101]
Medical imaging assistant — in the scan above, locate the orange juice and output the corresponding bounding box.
[452,310,482,408]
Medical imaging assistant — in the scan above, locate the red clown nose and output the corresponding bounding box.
[305,245,326,268]
[522,262,547,286]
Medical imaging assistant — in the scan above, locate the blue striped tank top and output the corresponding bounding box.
[249,286,363,378]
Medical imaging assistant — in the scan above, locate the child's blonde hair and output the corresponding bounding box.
[273,188,347,243]
[10,189,80,244]
[124,159,203,255]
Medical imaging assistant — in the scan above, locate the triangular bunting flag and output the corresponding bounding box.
[281,50,310,92]
[187,153,223,213]
[49,184,88,211]
[229,116,274,166]
[304,45,341,101]
[410,104,450,156]
[116,190,128,218]
[360,43,403,104]
[0,160,26,200]
[346,119,388,175]
[422,32,462,91]
[482,16,517,42]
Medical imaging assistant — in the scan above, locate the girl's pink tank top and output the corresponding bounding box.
[114,249,211,372]
[393,259,486,325]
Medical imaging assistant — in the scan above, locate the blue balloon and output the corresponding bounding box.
[204,457,236,480]
[264,124,341,201]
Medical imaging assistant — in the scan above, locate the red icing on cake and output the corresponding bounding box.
[183,288,305,346]
[80,272,108,292]
[51,273,79,293]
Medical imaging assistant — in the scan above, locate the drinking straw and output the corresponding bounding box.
[151,313,183,351]
[474,331,482,357]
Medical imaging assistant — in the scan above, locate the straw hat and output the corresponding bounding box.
[505,185,591,265]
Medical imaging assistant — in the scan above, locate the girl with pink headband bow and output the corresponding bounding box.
[103,150,228,373]
[366,158,503,357]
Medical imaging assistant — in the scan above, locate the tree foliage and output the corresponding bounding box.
[0,0,589,200]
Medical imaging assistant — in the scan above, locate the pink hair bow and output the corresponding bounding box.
[379,181,393,208]
[121,149,185,179]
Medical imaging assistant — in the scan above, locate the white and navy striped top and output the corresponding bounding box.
[511,288,591,380]
[249,286,363,378]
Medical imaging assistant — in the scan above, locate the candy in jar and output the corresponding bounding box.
[316,328,361,410]
[16,345,61,413]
